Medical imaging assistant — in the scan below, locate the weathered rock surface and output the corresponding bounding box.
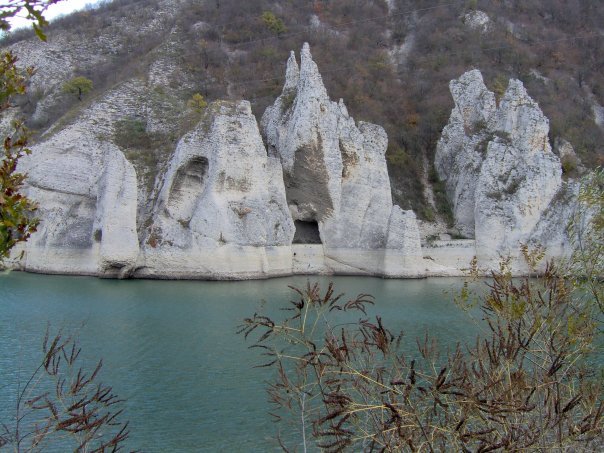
[10,43,433,279]
[462,10,491,33]
[18,122,138,276]
[435,70,496,237]
[261,43,421,256]
[95,146,139,276]
[10,49,578,279]
[150,100,294,250]
[435,70,576,263]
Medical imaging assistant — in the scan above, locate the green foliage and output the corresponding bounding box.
[429,168,454,227]
[114,117,175,195]
[0,51,38,263]
[0,119,39,261]
[419,205,435,222]
[114,117,150,149]
[261,11,286,35]
[187,92,208,112]
[386,143,411,167]
[62,76,93,101]
[491,75,508,104]
[0,52,33,108]
[561,154,578,175]
[280,89,296,112]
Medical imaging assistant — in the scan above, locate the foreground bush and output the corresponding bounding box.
[0,328,129,451]
[240,262,603,451]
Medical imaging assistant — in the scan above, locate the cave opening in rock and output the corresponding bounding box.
[166,156,209,220]
[293,220,322,244]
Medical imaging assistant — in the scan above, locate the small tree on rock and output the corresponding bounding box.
[62,76,93,101]
[187,92,208,112]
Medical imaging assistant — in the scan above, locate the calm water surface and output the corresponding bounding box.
[0,271,478,451]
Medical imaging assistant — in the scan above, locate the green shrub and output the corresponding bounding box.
[432,177,454,227]
[62,76,93,101]
[491,75,508,105]
[280,89,296,111]
[187,92,208,112]
[561,154,578,174]
[261,11,286,35]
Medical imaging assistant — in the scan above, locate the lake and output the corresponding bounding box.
[0,271,478,451]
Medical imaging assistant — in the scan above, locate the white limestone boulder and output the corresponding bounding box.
[261,43,417,251]
[463,10,491,33]
[150,100,294,251]
[436,70,575,262]
[435,69,496,237]
[95,146,139,276]
[17,123,139,276]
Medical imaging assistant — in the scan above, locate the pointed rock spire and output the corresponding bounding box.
[435,69,569,262]
[261,43,421,253]
[298,42,328,100]
[283,51,299,93]
[495,79,550,153]
[449,69,496,130]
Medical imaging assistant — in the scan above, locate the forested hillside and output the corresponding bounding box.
[3,0,603,220]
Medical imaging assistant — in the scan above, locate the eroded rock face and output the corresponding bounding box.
[435,70,496,237]
[150,100,294,250]
[95,146,139,275]
[19,125,139,276]
[261,43,420,252]
[435,70,573,260]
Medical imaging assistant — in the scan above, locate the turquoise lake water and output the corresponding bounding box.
[0,271,479,452]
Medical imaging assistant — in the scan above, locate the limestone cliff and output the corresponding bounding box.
[261,43,422,258]
[151,101,293,249]
[12,44,429,279]
[435,70,575,263]
[18,125,139,277]
[9,42,582,279]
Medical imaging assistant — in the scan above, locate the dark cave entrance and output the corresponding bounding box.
[292,220,322,244]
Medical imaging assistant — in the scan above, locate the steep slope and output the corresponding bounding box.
[3,0,602,221]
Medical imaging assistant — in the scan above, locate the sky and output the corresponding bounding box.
[9,0,100,30]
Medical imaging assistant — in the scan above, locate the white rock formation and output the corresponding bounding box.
[435,70,575,263]
[14,49,432,280]
[18,124,139,276]
[13,47,580,279]
[261,43,421,258]
[150,100,294,250]
[463,10,491,33]
[553,137,586,175]
[435,70,496,237]
[528,181,580,257]
[95,146,139,276]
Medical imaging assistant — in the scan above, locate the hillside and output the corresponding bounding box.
[3,0,603,223]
